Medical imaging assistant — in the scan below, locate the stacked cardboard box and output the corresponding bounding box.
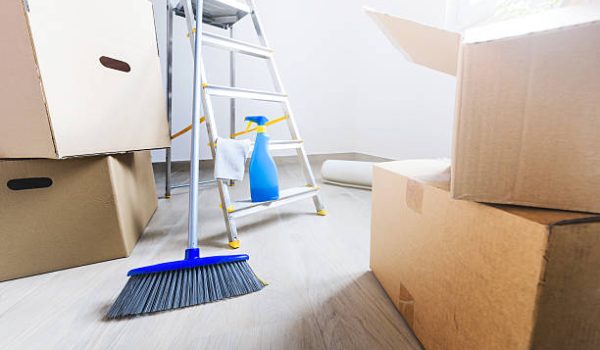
[0,0,169,281]
[368,4,600,349]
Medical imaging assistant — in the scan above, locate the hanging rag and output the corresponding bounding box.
[214,138,252,181]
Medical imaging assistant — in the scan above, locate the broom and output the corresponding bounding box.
[106,248,265,319]
[106,0,265,319]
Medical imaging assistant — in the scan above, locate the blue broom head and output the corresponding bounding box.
[106,249,266,319]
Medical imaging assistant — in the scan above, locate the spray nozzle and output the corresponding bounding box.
[245,116,269,126]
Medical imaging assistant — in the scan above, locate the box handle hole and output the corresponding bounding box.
[7,178,53,191]
[99,56,131,73]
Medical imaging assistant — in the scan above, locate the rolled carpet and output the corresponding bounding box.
[321,160,378,190]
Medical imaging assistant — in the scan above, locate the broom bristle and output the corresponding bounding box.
[106,260,266,319]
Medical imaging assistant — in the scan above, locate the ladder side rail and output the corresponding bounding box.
[246,0,283,93]
[229,27,237,140]
[228,26,237,187]
[182,0,197,50]
[199,55,240,244]
[246,0,324,211]
[246,0,306,147]
[245,0,309,146]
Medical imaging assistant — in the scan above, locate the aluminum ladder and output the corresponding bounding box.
[164,0,327,249]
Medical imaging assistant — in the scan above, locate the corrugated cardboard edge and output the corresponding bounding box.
[150,3,161,57]
[53,148,168,161]
[21,2,59,158]
[463,4,600,44]
[370,164,405,311]
[449,41,467,198]
[454,194,600,216]
[551,216,600,226]
[526,225,552,350]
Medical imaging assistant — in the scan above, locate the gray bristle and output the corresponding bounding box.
[106,261,266,319]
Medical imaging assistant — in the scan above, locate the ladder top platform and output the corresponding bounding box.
[175,0,251,29]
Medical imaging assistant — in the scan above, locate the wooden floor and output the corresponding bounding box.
[0,154,421,350]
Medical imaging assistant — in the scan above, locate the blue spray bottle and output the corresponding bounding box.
[245,116,280,202]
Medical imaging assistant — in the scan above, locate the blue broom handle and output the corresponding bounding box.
[188,0,204,250]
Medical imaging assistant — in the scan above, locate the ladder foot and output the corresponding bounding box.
[219,203,236,213]
[317,209,328,216]
[229,240,241,249]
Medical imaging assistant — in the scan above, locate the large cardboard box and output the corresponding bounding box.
[0,151,157,281]
[0,0,169,159]
[371,160,600,350]
[367,5,600,213]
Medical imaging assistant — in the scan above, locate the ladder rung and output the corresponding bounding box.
[258,140,303,151]
[268,140,304,151]
[229,186,320,218]
[203,32,273,59]
[203,85,288,102]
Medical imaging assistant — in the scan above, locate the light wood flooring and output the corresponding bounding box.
[0,153,421,350]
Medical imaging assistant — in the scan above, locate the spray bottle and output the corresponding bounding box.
[245,116,280,202]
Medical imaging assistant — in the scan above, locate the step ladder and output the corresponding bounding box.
[164,0,326,249]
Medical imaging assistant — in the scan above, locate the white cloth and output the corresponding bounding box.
[214,138,252,181]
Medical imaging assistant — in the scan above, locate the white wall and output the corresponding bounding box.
[151,0,455,162]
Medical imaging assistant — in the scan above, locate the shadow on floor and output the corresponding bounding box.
[286,272,423,350]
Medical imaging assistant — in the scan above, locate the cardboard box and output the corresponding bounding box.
[0,151,157,281]
[367,5,600,213]
[371,160,600,350]
[0,0,169,159]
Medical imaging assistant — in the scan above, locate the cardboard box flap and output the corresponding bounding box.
[365,7,461,76]
[464,4,600,44]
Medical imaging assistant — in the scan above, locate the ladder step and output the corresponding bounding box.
[175,0,251,29]
[255,140,303,151]
[229,186,320,218]
[203,32,273,59]
[203,84,288,102]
